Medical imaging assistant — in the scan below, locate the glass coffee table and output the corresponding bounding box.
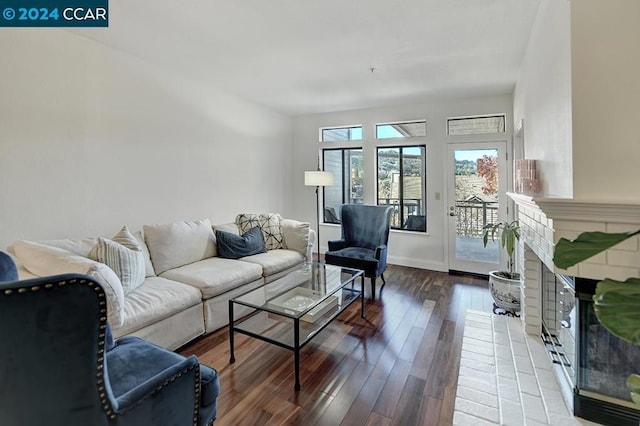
[228,262,365,390]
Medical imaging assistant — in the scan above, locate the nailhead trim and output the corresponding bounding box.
[115,362,201,422]
[2,276,117,420]
[2,275,204,423]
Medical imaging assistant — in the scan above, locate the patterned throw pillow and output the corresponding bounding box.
[235,214,260,235]
[235,213,285,250]
[89,226,146,295]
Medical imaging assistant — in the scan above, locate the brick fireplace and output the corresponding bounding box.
[509,193,640,424]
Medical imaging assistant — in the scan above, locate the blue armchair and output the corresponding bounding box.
[0,251,219,426]
[324,204,393,300]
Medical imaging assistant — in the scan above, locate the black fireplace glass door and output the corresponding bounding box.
[579,295,640,402]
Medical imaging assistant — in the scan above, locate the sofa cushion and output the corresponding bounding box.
[42,237,99,257]
[88,231,145,296]
[40,230,157,279]
[133,230,156,277]
[280,219,310,255]
[213,222,239,236]
[236,213,285,250]
[160,257,263,299]
[216,227,266,259]
[144,219,216,274]
[9,240,125,327]
[240,249,305,277]
[114,276,202,336]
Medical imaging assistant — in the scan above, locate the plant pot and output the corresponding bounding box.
[489,271,521,313]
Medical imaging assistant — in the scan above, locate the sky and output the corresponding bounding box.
[455,149,497,162]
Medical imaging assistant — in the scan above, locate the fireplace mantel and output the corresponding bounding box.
[505,191,640,337]
[508,192,640,224]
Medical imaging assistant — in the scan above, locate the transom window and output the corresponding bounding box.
[321,126,363,142]
[447,115,505,135]
[376,120,426,139]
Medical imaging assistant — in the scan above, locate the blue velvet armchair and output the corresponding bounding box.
[0,251,219,426]
[325,204,393,300]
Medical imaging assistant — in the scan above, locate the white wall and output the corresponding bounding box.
[570,0,640,202]
[292,95,512,271]
[513,0,573,198]
[0,30,293,249]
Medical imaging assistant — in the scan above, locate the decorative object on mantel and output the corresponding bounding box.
[554,228,640,406]
[514,159,541,194]
[482,220,522,317]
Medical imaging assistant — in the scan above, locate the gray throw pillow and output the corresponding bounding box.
[216,226,266,259]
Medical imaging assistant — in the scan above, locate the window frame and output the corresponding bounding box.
[446,114,506,136]
[321,147,364,224]
[319,125,363,142]
[375,119,427,139]
[376,144,427,232]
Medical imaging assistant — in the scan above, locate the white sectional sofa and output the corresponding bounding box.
[7,214,315,350]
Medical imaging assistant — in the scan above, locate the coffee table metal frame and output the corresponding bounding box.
[228,262,365,390]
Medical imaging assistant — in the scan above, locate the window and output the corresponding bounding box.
[377,146,426,231]
[376,120,426,139]
[321,126,363,142]
[447,115,505,135]
[322,148,363,223]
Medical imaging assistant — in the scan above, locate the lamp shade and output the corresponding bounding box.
[304,171,334,187]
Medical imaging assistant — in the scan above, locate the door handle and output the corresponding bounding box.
[449,211,457,217]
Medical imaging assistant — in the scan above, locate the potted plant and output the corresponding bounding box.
[554,229,640,404]
[482,220,522,315]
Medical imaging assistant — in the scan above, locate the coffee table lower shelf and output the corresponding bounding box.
[229,277,364,390]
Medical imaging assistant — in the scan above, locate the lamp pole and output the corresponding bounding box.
[304,170,334,261]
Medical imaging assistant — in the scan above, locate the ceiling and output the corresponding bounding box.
[71,0,542,115]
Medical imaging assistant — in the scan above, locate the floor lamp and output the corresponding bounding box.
[304,170,334,261]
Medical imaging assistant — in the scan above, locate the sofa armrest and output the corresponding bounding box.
[375,244,388,273]
[374,244,387,260]
[113,354,200,414]
[327,239,348,251]
[8,240,125,327]
[281,219,313,259]
[106,336,212,424]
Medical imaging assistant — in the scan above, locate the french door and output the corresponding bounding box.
[447,141,509,275]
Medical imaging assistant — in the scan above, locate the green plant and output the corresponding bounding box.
[482,220,521,279]
[553,229,640,403]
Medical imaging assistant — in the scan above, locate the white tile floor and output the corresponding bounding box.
[453,310,601,426]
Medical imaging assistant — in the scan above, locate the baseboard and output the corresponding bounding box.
[387,255,447,272]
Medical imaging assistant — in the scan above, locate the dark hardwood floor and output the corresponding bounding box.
[179,264,492,426]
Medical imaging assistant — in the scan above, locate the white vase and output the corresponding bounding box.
[489,271,521,312]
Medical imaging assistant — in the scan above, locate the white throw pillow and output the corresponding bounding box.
[212,222,240,236]
[10,240,125,327]
[281,219,310,255]
[143,218,216,274]
[88,226,145,295]
[133,230,156,277]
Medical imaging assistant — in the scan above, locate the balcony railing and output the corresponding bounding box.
[455,200,498,237]
[378,198,423,229]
